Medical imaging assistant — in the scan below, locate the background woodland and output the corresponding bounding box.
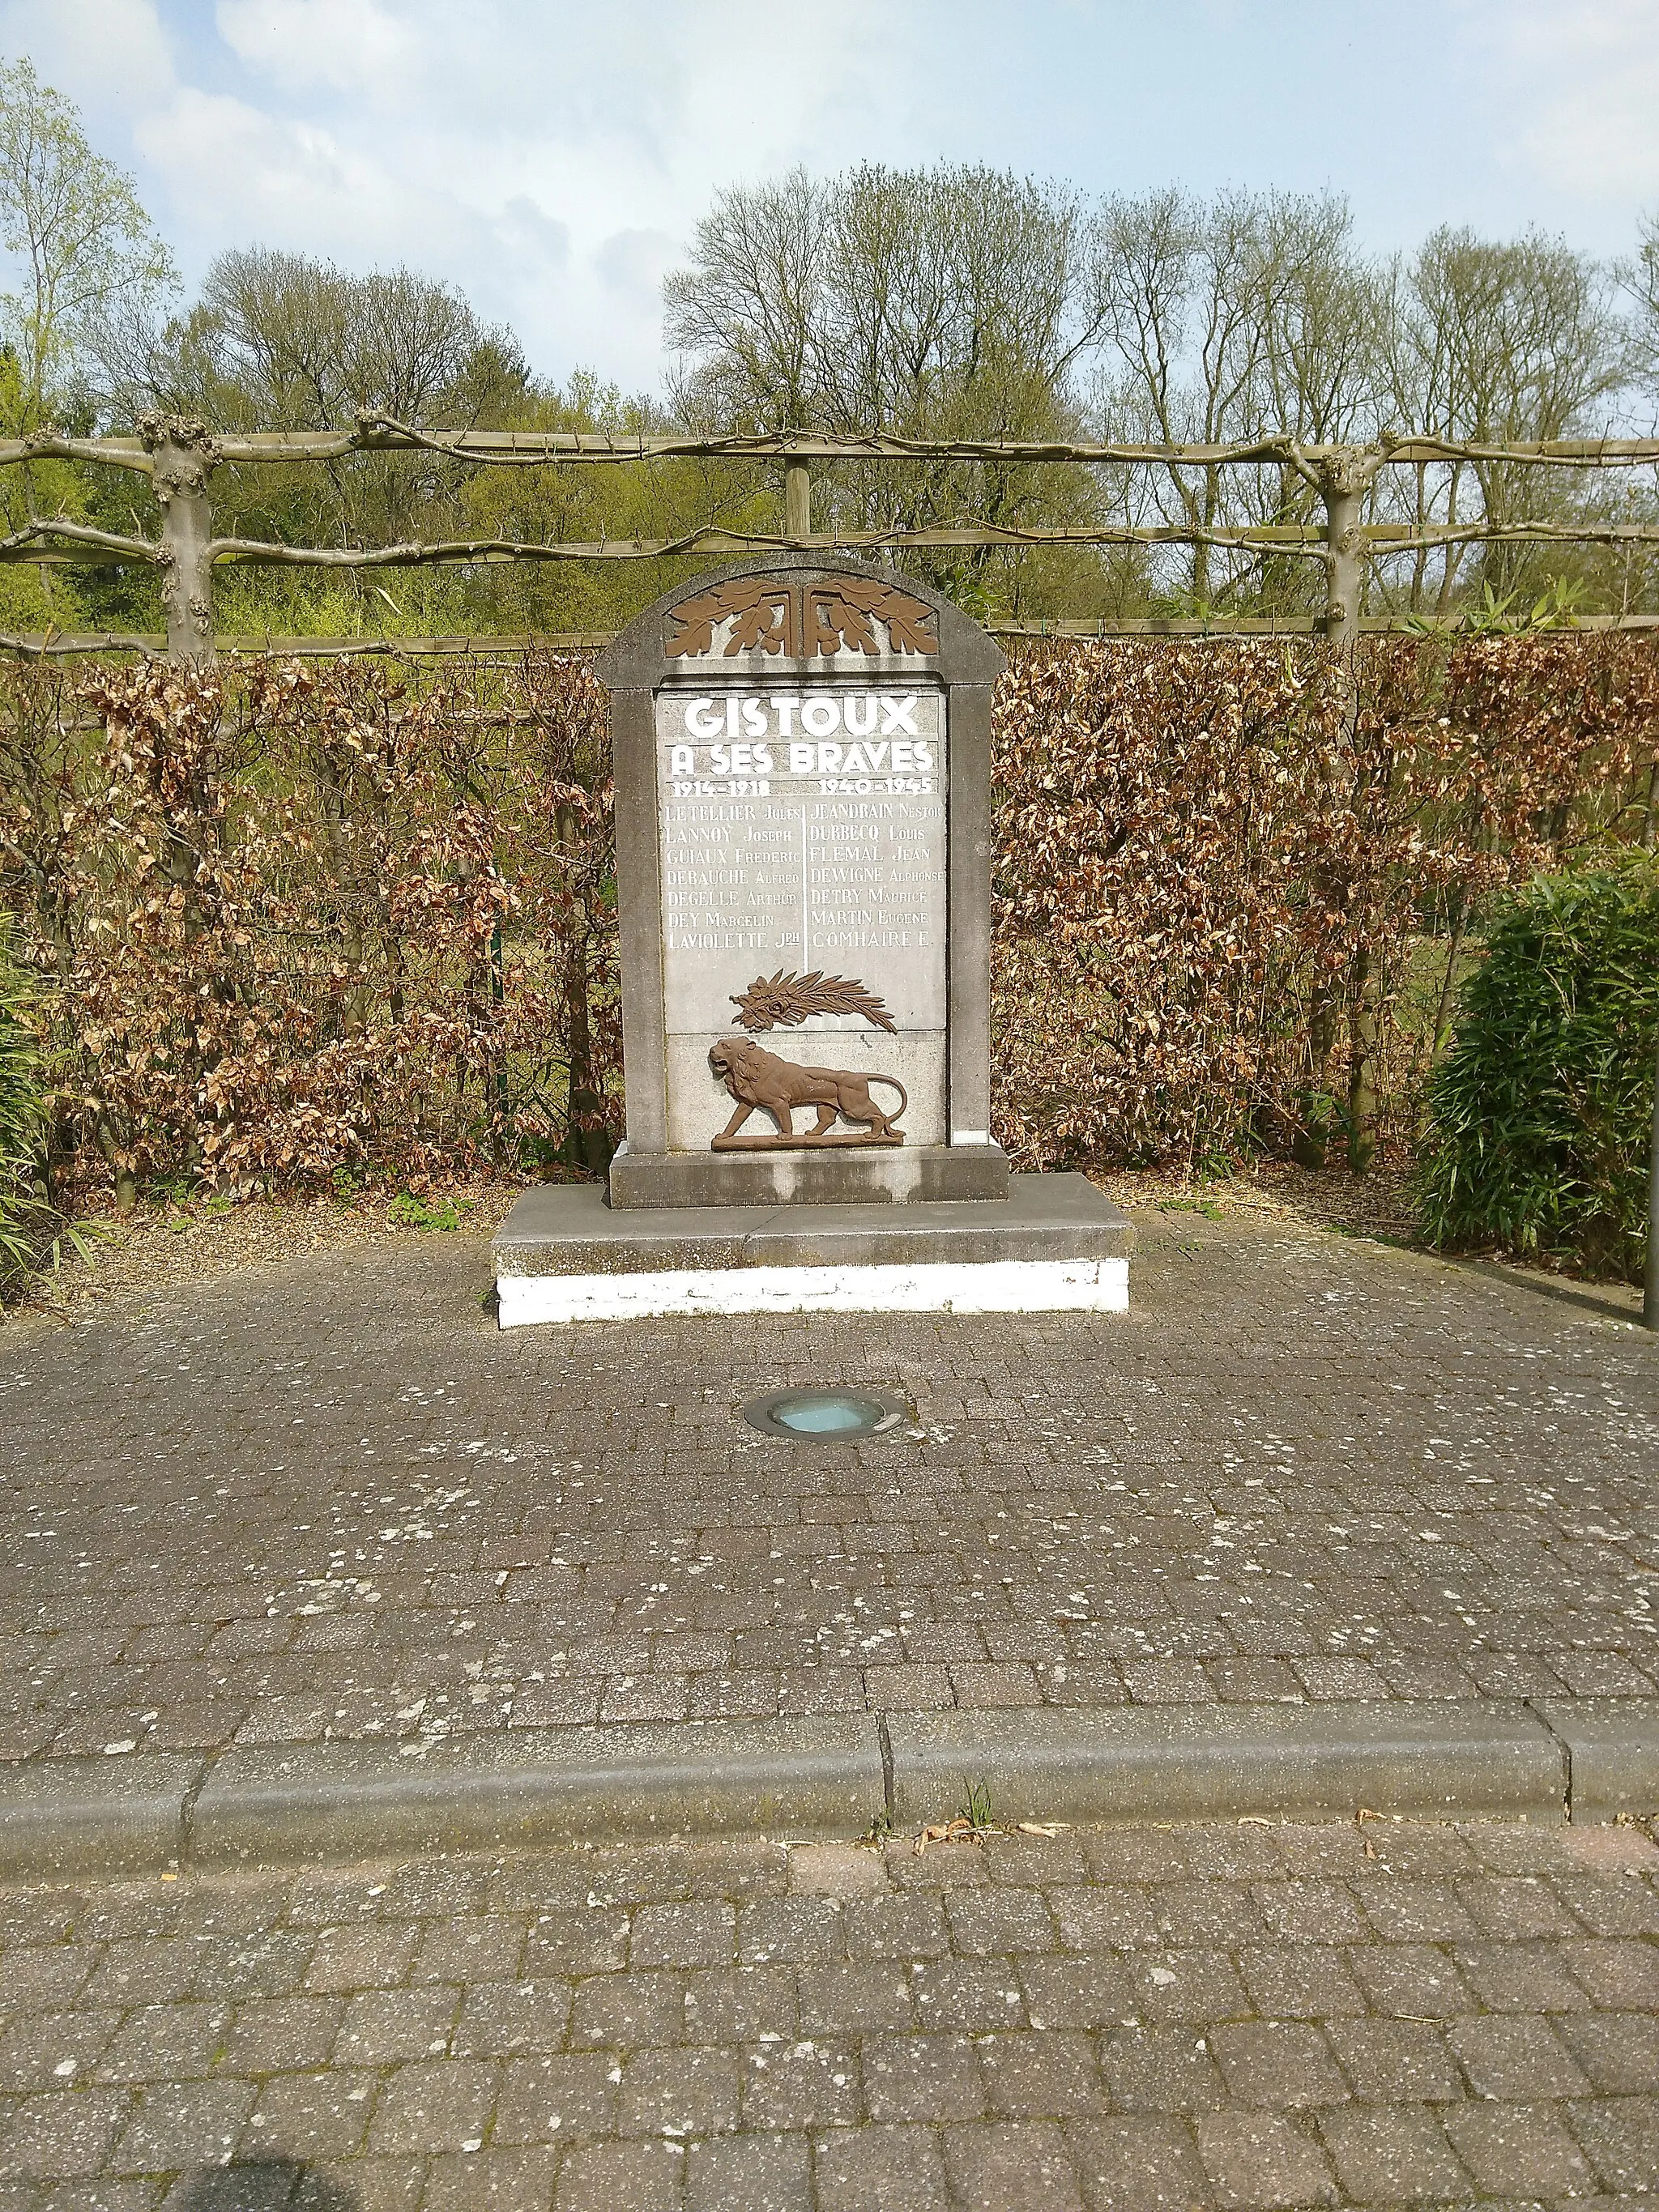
[1,58,1658,641]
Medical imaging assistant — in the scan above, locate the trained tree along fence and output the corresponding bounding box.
[1,420,1656,1306]
[2,416,1659,658]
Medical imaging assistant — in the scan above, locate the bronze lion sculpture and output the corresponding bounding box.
[709,1037,908,1143]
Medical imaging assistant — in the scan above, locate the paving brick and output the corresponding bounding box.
[217,1997,342,2074]
[614,2048,740,2137]
[1192,2108,1339,2206]
[1567,2092,1659,2193]
[302,1924,417,1995]
[91,2005,232,2087]
[740,2039,860,2131]
[863,2034,986,2123]
[554,2137,684,2212]
[450,1979,571,2058]
[1451,1937,1593,2012]
[840,1894,952,1962]
[110,2080,257,2173]
[737,1900,845,1967]
[1442,2099,1600,2194]
[1064,2114,1209,2210]
[1236,1946,1368,2020]
[628,1903,736,1971]
[1343,1941,1471,2016]
[1314,2102,1471,2201]
[568,1972,684,2051]
[1125,1947,1250,2024]
[4,1189,1658,2212]
[684,2129,811,2212]
[794,1963,915,2038]
[682,1966,796,2045]
[411,1915,525,1984]
[976,2029,1105,2118]
[0,2088,130,2179]
[941,2117,1087,2210]
[1447,2012,1593,2099]
[1323,2017,1463,2103]
[421,2145,561,2210]
[0,2006,123,2093]
[364,2059,498,2154]
[334,1986,459,2065]
[813,2122,947,2212]
[1566,1937,1659,2009]
[1558,2012,1659,2095]
[245,2067,377,2160]
[1099,2027,1226,2113]
[1209,2022,1349,2108]
[493,2053,618,2146]
[521,1910,631,1978]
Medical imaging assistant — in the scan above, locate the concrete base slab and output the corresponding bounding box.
[499,1256,1129,1326]
[493,1171,1133,1324]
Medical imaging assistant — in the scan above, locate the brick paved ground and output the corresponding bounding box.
[1,1815,1657,2208]
[1,1209,1655,1762]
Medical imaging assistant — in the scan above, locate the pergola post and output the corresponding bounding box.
[783,456,812,543]
[141,413,218,663]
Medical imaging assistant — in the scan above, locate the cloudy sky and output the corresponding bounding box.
[5,0,1657,394]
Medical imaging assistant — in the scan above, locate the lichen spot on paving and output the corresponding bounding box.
[743,1387,905,1437]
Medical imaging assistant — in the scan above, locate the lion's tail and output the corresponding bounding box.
[869,1074,908,1119]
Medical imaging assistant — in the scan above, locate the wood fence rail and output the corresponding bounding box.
[2,414,1657,658]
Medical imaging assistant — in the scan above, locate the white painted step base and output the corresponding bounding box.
[497,1255,1130,1328]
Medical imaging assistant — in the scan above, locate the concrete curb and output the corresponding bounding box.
[192,1720,882,1866]
[885,1703,1568,1830]
[1533,1700,1659,1822]
[0,1701,1652,1881]
[0,1752,203,1880]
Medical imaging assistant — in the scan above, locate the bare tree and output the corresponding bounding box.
[663,162,1116,607]
[1088,188,1385,608]
[1380,227,1631,607]
[117,249,531,560]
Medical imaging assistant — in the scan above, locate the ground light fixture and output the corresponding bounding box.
[742,1387,911,1438]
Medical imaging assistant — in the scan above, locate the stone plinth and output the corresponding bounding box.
[493,1174,1133,1326]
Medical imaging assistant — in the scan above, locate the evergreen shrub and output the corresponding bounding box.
[1418,858,1659,1279]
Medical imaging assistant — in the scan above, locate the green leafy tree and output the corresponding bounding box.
[1418,859,1659,1280]
[0,55,175,426]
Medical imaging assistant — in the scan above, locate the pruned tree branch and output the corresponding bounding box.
[0,516,159,560]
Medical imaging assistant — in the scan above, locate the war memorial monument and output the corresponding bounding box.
[492,559,1134,1323]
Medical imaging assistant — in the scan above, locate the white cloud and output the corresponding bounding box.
[16,0,925,383]
[17,0,1645,398]
[1471,0,1659,202]
[214,0,414,94]
[0,0,175,113]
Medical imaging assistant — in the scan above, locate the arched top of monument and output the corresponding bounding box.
[595,553,1005,691]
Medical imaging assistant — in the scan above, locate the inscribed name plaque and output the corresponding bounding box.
[658,680,947,1149]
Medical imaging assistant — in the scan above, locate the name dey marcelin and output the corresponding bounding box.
[664,688,936,795]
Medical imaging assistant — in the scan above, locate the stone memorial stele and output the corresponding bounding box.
[492,557,1133,1324]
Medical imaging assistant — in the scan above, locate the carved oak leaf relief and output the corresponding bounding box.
[664,578,937,660]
